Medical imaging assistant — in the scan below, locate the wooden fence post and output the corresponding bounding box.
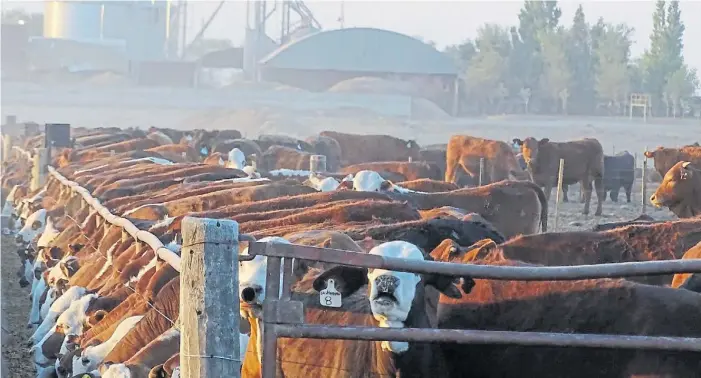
[641,159,648,215]
[478,158,485,186]
[310,155,327,173]
[180,216,241,378]
[31,148,48,191]
[2,134,11,163]
[554,158,565,230]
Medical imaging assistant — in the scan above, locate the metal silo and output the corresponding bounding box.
[121,0,170,61]
[43,0,103,41]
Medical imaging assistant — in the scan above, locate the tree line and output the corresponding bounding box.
[441,0,700,117]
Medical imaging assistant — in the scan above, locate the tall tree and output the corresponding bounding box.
[663,1,684,75]
[593,23,634,115]
[540,27,572,113]
[512,1,562,112]
[640,0,684,113]
[464,24,512,114]
[443,41,477,74]
[566,5,595,114]
[664,65,699,117]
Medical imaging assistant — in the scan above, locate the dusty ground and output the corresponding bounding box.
[1,236,35,378]
[548,179,676,232]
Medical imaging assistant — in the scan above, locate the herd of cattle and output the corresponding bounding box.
[2,124,701,378]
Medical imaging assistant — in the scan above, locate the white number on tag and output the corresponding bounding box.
[319,279,342,308]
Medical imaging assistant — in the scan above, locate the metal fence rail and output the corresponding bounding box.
[253,241,701,378]
[249,242,701,281]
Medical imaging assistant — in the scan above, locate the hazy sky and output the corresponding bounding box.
[6,0,701,75]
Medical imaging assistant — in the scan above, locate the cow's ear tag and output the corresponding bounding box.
[320,279,342,308]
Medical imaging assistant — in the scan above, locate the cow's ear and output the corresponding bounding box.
[61,257,80,278]
[312,266,368,297]
[462,239,498,263]
[86,310,108,327]
[681,162,693,179]
[644,150,655,158]
[424,273,464,298]
[512,138,523,146]
[380,180,394,191]
[538,138,550,145]
[46,258,60,269]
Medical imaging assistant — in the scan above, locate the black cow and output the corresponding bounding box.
[604,151,635,202]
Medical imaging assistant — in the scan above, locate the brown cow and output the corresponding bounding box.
[671,241,701,289]
[319,131,421,165]
[145,144,199,163]
[341,161,443,181]
[650,161,701,218]
[490,218,701,286]
[445,135,528,186]
[432,239,701,378]
[241,242,467,378]
[123,181,316,220]
[644,145,701,178]
[259,145,313,171]
[395,179,459,192]
[305,135,343,172]
[384,180,548,237]
[57,138,162,167]
[514,137,605,215]
[101,278,180,364]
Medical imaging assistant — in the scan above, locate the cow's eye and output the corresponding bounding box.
[31,221,41,230]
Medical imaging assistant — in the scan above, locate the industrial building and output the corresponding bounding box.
[1,0,459,113]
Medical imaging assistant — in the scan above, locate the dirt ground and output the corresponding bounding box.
[548,179,676,232]
[1,237,35,378]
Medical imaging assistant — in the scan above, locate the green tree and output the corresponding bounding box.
[566,5,595,114]
[640,0,691,115]
[593,23,634,115]
[443,41,477,74]
[511,1,562,112]
[664,65,699,117]
[464,24,512,114]
[539,27,572,114]
[664,1,684,74]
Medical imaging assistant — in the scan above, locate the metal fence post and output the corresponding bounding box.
[180,216,241,378]
[31,148,48,191]
[554,158,565,230]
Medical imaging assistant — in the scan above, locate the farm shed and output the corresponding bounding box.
[259,27,460,114]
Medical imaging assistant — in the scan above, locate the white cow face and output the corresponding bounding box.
[311,240,465,354]
[339,170,393,192]
[238,236,291,319]
[37,216,60,248]
[305,173,340,192]
[30,286,87,346]
[227,148,247,170]
[16,209,47,245]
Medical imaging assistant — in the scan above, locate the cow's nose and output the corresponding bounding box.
[650,194,656,203]
[241,286,260,303]
[15,234,23,244]
[19,278,29,288]
[26,339,34,348]
[375,275,400,294]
